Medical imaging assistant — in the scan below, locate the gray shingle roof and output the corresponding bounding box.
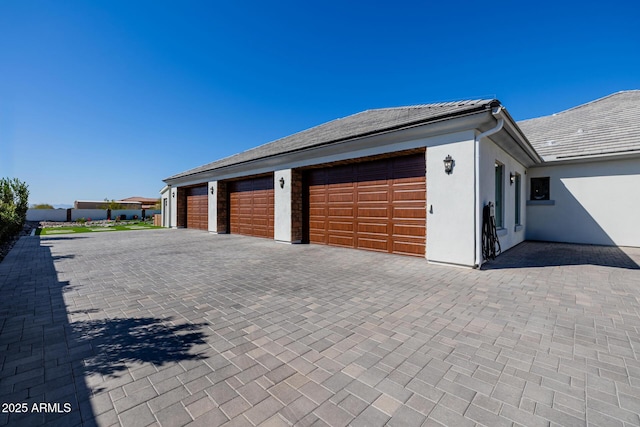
[166,99,498,181]
[517,90,640,161]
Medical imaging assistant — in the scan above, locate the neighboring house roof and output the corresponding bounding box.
[75,200,140,204]
[166,99,500,181]
[121,197,159,203]
[517,90,640,161]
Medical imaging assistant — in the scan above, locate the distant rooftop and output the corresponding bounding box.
[518,90,640,161]
[165,99,499,181]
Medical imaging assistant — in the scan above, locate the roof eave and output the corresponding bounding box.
[163,102,498,183]
[164,109,497,186]
[532,149,640,166]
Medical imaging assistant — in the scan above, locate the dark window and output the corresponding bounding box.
[495,162,504,228]
[530,177,550,200]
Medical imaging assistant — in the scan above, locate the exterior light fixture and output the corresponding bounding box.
[210,186,215,195]
[510,172,515,185]
[279,177,285,188]
[443,155,454,174]
[172,191,175,198]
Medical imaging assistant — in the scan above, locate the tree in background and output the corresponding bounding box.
[154,198,161,209]
[101,199,123,210]
[101,199,123,221]
[31,203,54,209]
[0,177,29,243]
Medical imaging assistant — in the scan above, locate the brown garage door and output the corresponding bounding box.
[186,186,208,230]
[229,176,274,238]
[306,153,426,256]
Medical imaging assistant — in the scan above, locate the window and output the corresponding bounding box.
[530,177,550,200]
[514,173,521,225]
[494,162,504,228]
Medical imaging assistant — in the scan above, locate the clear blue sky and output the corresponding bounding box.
[1,0,638,207]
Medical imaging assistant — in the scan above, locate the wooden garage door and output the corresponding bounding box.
[306,154,426,256]
[186,186,208,230]
[229,176,274,238]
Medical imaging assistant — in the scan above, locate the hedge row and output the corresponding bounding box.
[0,178,29,243]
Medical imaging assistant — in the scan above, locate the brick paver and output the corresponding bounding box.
[1,231,640,426]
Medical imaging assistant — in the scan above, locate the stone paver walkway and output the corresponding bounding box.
[1,230,640,426]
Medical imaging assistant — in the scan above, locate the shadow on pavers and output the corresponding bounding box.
[71,317,208,384]
[0,236,208,426]
[482,240,640,270]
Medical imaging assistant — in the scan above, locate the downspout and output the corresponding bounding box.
[474,106,504,268]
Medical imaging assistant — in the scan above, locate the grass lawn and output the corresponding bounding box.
[37,222,162,236]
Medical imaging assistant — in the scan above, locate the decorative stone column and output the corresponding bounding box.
[216,181,228,233]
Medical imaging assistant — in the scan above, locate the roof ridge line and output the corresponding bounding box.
[520,90,640,122]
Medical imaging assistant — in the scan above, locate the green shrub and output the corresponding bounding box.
[31,203,54,209]
[0,177,29,243]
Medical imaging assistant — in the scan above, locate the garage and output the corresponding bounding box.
[186,186,208,230]
[305,153,426,256]
[229,176,274,238]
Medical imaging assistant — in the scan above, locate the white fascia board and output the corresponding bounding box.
[532,150,640,167]
[159,185,170,195]
[166,111,494,187]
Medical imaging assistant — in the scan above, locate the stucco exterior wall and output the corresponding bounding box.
[526,157,640,247]
[426,131,476,266]
[161,195,169,227]
[208,181,218,233]
[170,188,177,228]
[479,137,528,254]
[274,169,292,242]
[27,209,68,222]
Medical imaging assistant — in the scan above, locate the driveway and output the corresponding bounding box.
[1,230,640,426]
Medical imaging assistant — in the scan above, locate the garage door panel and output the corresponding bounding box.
[393,206,426,220]
[393,241,425,256]
[328,235,355,247]
[358,206,389,218]
[328,193,353,203]
[229,176,274,238]
[393,189,426,201]
[309,209,327,217]
[306,153,425,256]
[328,221,354,232]
[328,207,354,217]
[358,222,388,234]
[393,223,425,237]
[186,188,208,230]
[358,191,389,202]
[357,237,389,252]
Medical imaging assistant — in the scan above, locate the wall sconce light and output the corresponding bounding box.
[443,155,454,174]
[279,177,285,188]
[510,172,515,185]
[210,186,215,195]
[172,191,175,198]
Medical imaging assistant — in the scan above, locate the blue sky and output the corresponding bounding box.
[1,0,638,206]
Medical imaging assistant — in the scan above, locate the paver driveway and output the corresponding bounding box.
[1,230,640,427]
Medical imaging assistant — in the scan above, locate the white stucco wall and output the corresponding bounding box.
[26,209,68,222]
[160,186,170,228]
[170,188,177,228]
[479,137,527,255]
[71,209,107,221]
[527,157,640,247]
[274,169,292,242]
[208,181,218,233]
[426,131,476,266]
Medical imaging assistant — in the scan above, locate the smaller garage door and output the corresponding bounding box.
[229,176,274,238]
[186,186,208,230]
